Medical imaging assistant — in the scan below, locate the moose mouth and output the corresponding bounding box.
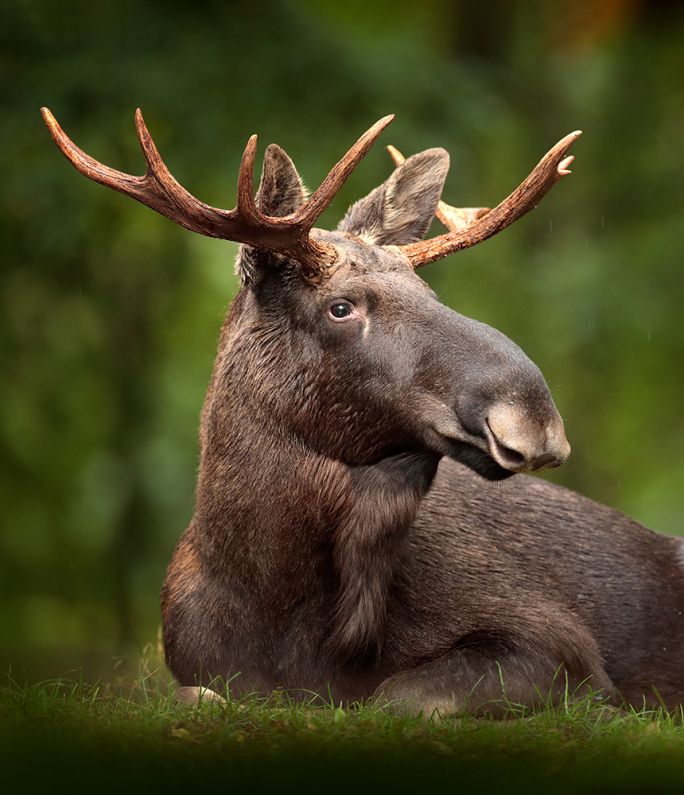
[441,437,514,481]
[425,417,514,481]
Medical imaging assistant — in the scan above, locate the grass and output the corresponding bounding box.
[2,648,684,794]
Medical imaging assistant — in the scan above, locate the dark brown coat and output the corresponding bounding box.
[160,146,684,714]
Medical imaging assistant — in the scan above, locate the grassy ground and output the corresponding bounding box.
[2,653,684,794]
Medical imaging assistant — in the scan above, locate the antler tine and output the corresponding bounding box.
[235,134,260,223]
[294,115,395,232]
[398,130,582,268]
[386,144,405,166]
[134,108,171,180]
[42,106,148,201]
[387,144,490,232]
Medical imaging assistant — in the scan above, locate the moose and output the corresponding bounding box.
[42,108,684,715]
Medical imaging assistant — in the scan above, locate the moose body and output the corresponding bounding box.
[160,278,684,712]
[43,108,684,714]
[164,455,684,710]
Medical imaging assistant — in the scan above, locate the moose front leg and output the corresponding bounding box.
[375,619,616,718]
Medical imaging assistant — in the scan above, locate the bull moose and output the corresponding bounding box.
[42,108,684,715]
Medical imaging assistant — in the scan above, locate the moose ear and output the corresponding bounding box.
[336,148,450,246]
[236,144,307,285]
[256,143,307,216]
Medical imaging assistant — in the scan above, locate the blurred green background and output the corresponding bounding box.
[1,0,683,680]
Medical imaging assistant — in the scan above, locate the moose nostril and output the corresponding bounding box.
[485,426,528,469]
[484,407,544,473]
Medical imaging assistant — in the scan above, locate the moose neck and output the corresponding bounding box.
[194,292,344,553]
[192,288,440,660]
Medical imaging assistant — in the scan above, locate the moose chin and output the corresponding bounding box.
[42,107,684,716]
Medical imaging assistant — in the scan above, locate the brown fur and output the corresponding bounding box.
[153,144,684,714]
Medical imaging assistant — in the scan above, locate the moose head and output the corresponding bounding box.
[41,108,577,480]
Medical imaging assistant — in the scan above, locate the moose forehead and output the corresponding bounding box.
[311,230,430,294]
[251,232,436,333]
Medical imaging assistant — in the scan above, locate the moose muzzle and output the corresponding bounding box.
[484,402,571,473]
[431,310,572,477]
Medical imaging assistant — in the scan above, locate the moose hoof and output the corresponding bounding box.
[174,686,226,706]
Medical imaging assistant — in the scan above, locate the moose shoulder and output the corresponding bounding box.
[42,109,684,715]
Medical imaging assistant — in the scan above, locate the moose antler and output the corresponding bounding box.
[387,132,581,268]
[40,107,394,281]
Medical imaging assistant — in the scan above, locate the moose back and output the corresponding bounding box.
[42,108,684,714]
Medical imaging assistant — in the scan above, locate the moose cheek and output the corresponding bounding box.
[322,316,366,346]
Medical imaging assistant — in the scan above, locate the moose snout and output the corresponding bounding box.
[484,402,571,473]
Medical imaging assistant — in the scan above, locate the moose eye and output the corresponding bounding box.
[328,301,354,321]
